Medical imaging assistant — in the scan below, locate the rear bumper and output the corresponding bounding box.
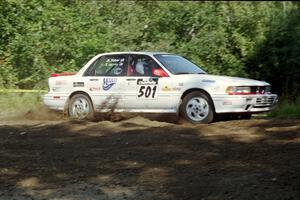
[212,94,278,114]
[43,93,69,110]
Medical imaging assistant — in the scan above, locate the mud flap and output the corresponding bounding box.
[63,98,70,117]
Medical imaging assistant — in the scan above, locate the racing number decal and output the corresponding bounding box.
[137,78,158,99]
[138,85,157,98]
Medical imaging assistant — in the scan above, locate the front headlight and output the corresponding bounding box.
[226,86,251,95]
[236,86,251,93]
[226,86,271,95]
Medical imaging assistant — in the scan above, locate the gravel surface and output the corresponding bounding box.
[0,117,299,200]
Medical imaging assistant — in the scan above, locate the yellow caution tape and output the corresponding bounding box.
[0,89,48,93]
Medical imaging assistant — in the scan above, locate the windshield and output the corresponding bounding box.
[154,54,206,75]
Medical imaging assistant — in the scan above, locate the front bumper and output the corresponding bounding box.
[212,94,278,114]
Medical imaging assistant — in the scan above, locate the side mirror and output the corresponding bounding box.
[152,68,169,77]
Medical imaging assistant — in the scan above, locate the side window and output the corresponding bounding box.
[127,55,161,76]
[84,55,126,76]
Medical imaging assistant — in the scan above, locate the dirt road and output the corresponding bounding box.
[0,116,299,200]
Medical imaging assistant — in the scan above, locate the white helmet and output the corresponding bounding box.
[136,61,146,75]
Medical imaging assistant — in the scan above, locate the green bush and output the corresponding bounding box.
[268,97,300,119]
[0,92,43,119]
[0,1,299,98]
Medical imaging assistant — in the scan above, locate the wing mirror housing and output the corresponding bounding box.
[152,68,169,77]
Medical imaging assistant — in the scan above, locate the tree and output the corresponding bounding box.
[0,1,299,98]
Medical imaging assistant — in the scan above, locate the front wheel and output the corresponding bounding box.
[68,94,95,121]
[180,91,215,124]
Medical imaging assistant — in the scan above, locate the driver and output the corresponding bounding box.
[135,60,147,75]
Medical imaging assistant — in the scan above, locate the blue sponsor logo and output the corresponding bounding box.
[103,78,117,91]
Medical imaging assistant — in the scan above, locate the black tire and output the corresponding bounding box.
[68,94,95,121]
[180,91,215,124]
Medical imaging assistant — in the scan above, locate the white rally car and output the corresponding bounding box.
[43,52,278,123]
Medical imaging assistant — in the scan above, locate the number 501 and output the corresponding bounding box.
[138,85,157,98]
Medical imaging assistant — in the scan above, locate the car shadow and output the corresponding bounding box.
[0,118,299,200]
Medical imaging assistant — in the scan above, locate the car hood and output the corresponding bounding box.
[176,74,270,86]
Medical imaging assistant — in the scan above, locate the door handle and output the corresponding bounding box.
[89,78,99,81]
[126,78,136,81]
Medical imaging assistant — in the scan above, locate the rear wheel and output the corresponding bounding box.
[68,94,95,121]
[180,91,215,124]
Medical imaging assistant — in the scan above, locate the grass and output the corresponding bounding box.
[268,97,300,119]
[0,92,45,119]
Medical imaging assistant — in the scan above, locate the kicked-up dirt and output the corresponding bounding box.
[0,116,299,200]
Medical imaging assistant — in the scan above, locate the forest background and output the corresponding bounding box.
[0,1,299,106]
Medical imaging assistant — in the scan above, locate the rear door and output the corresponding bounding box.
[83,54,128,111]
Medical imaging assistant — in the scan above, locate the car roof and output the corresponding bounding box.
[97,51,172,56]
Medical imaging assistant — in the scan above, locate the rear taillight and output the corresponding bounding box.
[50,73,59,77]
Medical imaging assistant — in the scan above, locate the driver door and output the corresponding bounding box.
[123,54,175,112]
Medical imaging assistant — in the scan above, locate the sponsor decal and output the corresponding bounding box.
[202,79,216,83]
[55,80,67,85]
[113,67,123,75]
[162,86,171,92]
[103,78,117,91]
[172,87,181,91]
[162,86,181,92]
[107,58,125,63]
[223,101,232,105]
[73,82,84,87]
[89,87,101,91]
[137,78,158,99]
[137,78,158,85]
